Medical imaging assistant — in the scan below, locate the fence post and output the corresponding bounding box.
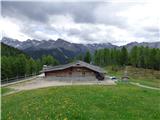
[7,77,8,84]
[16,76,18,81]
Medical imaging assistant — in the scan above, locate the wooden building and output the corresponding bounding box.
[42,61,105,81]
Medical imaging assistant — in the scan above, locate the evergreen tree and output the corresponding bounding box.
[74,54,83,61]
[42,55,59,66]
[93,46,160,70]
[16,54,27,76]
[143,47,150,68]
[155,49,160,70]
[103,48,110,65]
[93,50,98,65]
[120,47,128,66]
[1,56,12,79]
[148,48,157,69]
[84,50,91,63]
[130,46,138,67]
[35,59,42,73]
[77,54,83,61]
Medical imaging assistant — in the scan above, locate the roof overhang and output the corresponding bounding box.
[42,61,106,74]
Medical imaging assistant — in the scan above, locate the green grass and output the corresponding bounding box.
[131,78,160,88]
[1,87,13,95]
[2,85,160,120]
[105,66,160,88]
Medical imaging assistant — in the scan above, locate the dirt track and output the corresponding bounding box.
[8,77,115,91]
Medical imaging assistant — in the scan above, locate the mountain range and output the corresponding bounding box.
[1,37,160,63]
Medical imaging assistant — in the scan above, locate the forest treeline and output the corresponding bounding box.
[76,46,160,70]
[93,46,160,70]
[1,43,59,80]
[1,43,160,81]
[1,55,59,80]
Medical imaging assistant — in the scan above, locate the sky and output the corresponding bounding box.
[0,0,160,45]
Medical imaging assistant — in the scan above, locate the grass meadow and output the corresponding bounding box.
[2,84,160,120]
[1,66,160,120]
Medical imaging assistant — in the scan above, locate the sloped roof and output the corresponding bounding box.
[42,60,105,73]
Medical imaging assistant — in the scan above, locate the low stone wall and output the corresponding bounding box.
[44,76,98,82]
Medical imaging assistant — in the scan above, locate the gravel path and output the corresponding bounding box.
[7,77,115,91]
[130,82,160,90]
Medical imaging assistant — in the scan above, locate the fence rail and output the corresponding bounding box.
[1,73,40,85]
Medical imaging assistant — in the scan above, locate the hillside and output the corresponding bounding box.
[1,42,29,57]
[122,42,160,50]
[2,37,160,52]
[1,43,41,81]
[1,37,160,64]
[1,37,116,51]
[25,48,75,63]
[105,66,160,88]
[1,37,117,63]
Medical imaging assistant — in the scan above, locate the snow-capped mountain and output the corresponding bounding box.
[1,37,160,63]
[122,41,160,50]
[1,37,116,52]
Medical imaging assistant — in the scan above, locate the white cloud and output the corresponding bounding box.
[49,14,74,26]
[1,0,160,45]
[34,30,59,40]
[0,17,31,40]
[118,2,159,27]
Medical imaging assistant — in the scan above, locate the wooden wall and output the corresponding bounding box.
[45,67,96,77]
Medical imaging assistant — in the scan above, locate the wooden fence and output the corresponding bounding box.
[1,73,40,85]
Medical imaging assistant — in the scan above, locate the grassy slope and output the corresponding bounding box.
[1,87,13,95]
[2,85,160,120]
[105,66,160,88]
